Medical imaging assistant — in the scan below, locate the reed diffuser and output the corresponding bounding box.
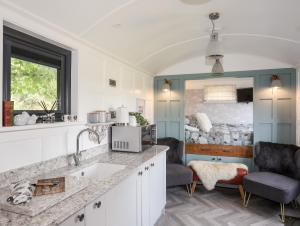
[38,100,57,123]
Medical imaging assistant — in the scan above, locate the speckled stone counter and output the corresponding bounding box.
[0,145,168,226]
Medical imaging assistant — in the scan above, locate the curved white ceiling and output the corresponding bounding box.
[2,0,300,74]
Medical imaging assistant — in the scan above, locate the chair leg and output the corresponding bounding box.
[280,203,285,223]
[292,200,298,209]
[189,184,193,196]
[185,184,191,196]
[191,181,197,194]
[243,192,251,207]
[238,185,245,201]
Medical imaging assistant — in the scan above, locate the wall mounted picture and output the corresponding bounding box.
[136,98,145,114]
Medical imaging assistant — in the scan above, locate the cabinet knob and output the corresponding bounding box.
[151,163,154,167]
[212,157,216,161]
[77,213,85,222]
[94,201,102,209]
[217,158,222,161]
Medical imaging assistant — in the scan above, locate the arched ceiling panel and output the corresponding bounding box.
[3,0,300,73]
[140,35,300,73]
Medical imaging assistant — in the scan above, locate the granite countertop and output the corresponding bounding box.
[0,145,169,226]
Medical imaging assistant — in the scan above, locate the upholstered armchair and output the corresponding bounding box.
[157,137,193,194]
[243,142,300,223]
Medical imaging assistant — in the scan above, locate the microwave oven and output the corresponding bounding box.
[111,124,157,152]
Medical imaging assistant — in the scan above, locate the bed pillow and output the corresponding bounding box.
[194,113,212,133]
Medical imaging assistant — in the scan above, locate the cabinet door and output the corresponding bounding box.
[106,173,137,226]
[59,209,85,226]
[141,164,150,226]
[136,167,143,226]
[149,152,166,226]
[85,195,106,226]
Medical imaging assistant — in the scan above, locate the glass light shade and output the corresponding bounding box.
[271,79,282,88]
[162,82,170,92]
[212,58,224,75]
[206,32,224,57]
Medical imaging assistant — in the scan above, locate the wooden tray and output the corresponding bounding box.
[34,177,65,196]
[0,176,88,217]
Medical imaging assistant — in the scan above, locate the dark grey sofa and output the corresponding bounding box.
[157,137,193,193]
[243,142,300,223]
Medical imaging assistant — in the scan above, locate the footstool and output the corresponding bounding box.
[191,167,248,200]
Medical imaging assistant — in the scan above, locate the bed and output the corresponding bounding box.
[185,116,253,146]
[185,115,254,159]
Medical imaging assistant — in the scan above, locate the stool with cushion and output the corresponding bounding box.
[191,167,248,200]
[243,142,300,223]
[157,137,193,195]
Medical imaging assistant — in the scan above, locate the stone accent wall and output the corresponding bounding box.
[185,89,253,124]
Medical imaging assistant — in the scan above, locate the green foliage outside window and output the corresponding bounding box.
[11,57,58,110]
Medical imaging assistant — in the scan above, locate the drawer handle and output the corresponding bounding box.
[212,157,216,161]
[223,150,231,152]
[217,157,222,161]
[138,171,143,176]
[151,163,154,167]
[145,166,149,171]
[77,213,85,222]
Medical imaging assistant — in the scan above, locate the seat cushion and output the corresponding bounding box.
[244,172,300,204]
[166,164,193,187]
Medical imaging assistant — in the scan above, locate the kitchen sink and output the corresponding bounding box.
[70,162,126,181]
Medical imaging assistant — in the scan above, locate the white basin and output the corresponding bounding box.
[71,163,126,181]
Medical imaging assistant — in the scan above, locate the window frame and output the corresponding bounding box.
[3,26,71,116]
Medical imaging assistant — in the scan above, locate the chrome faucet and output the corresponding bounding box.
[73,128,101,166]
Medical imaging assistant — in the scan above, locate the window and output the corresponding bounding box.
[3,26,71,116]
[204,85,237,103]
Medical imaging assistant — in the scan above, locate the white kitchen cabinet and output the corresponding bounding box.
[137,152,166,226]
[59,152,166,226]
[142,163,150,226]
[85,195,106,226]
[59,209,85,226]
[149,153,166,226]
[106,172,137,226]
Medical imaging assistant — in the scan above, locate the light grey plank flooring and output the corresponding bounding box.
[156,186,284,226]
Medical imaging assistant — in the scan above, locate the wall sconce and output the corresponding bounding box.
[271,75,282,88]
[162,79,172,92]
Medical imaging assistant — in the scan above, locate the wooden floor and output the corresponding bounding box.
[156,186,287,226]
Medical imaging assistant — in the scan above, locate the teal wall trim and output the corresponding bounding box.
[154,68,296,145]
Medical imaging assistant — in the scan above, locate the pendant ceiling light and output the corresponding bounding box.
[206,12,224,75]
[212,58,224,75]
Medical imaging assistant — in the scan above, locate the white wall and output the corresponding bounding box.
[297,66,300,146]
[157,53,292,76]
[0,124,95,173]
[0,4,154,173]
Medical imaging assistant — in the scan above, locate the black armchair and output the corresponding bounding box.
[157,137,193,194]
[243,142,300,223]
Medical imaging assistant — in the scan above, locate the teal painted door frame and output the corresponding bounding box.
[154,68,296,144]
